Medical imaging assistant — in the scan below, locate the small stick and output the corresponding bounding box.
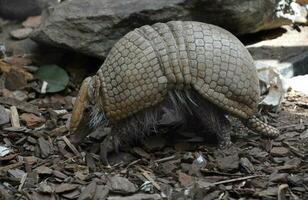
[126,159,141,169]
[208,175,262,187]
[200,169,243,177]
[154,155,176,163]
[18,173,27,191]
[10,106,20,128]
[62,136,81,157]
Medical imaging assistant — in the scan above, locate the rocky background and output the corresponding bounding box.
[30,0,295,58]
[0,0,308,199]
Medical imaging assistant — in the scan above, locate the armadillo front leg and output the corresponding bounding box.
[99,130,120,167]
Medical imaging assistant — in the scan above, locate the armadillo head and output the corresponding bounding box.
[70,75,106,133]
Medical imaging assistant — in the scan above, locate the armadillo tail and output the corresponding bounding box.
[242,115,279,138]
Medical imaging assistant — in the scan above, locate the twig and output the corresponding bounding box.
[62,136,81,157]
[18,173,27,191]
[208,175,262,187]
[126,159,141,169]
[10,106,20,128]
[200,169,243,177]
[154,155,176,163]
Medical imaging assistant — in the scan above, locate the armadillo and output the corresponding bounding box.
[70,21,279,164]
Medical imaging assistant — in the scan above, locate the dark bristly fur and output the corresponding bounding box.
[91,89,232,164]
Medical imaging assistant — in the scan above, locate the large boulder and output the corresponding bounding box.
[31,0,291,59]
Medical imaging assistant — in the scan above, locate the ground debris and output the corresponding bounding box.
[0,90,307,200]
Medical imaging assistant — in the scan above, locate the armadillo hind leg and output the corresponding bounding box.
[186,90,232,148]
[242,116,279,138]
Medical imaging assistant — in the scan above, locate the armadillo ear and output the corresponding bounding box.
[70,77,92,132]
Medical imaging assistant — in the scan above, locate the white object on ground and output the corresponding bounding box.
[41,81,48,94]
[0,146,11,157]
[256,62,288,108]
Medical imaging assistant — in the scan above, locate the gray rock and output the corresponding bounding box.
[31,0,290,59]
[107,176,137,194]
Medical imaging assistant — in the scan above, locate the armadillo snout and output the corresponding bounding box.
[70,77,92,132]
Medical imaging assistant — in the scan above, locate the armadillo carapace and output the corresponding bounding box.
[70,21,279,162]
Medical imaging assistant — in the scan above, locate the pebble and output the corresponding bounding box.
[22,16,42,28]
[270,147,289,156]
[10,28,33,40]
[107,176,137,194]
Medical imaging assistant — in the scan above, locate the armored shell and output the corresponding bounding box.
[96,21,259,122]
